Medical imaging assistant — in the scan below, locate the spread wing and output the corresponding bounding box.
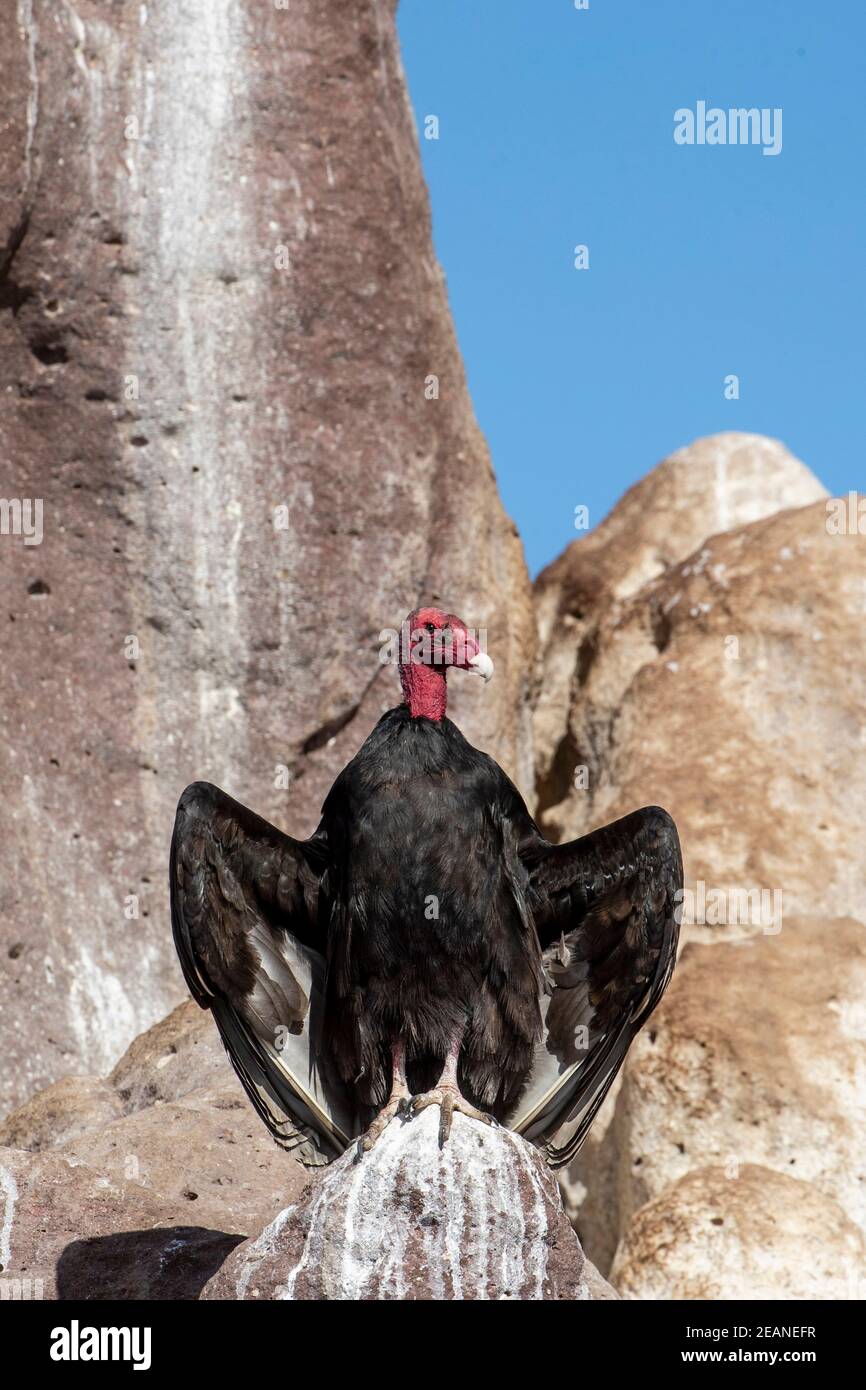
[513,806,682,1168]
[169,781,356,1166]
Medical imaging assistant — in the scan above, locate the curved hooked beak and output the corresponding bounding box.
[468,651,495,684]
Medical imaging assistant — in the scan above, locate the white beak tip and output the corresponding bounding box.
[468,652,494,684]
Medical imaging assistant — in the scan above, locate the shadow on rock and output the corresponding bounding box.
[57,1226,245,1300]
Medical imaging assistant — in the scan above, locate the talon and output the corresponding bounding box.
[407,1088,441,1120]
[406,1085,493,1143]
[438,1092,454,1146]
[357,1088,411,1155]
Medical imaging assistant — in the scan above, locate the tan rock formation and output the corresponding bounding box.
[535,491,865,929]
[611,1165,866,1301]
[107,1000,236,1113]
[59,1085,310,1234]
[534,439,865,1298]
[0,1076,123,1153]
[1,1000,310,1233]
[567,916,866,1280]
[534,433,827,818]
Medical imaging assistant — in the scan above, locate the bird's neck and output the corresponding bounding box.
[400,662,447,721]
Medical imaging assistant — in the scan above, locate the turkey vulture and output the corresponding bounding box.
[170,607,682,1168]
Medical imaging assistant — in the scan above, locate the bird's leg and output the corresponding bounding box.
[408,1036,496,1147]
[356,1038,411,1157]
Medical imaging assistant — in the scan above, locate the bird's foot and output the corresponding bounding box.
[408,1086,497,1147]
[355,1093,411,1160]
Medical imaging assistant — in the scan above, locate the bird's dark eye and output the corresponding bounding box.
[425,622,436,633]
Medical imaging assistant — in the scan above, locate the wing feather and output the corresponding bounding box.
[514,806,682,1167]
[170,780,355,1166]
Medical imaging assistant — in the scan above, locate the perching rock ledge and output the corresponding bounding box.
[0,1004,615,1301]
[201,1108,618,1301]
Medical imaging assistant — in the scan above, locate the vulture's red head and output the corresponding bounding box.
[399,606,493,721]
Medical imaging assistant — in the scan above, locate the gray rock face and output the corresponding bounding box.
[202,1108,618,1301]
[0,0,533,1114]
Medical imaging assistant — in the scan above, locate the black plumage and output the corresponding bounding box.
[170,607,682,1167]
[320,706,545,1116]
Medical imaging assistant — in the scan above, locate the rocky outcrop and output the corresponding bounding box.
[0,1005,615,1301]
[0,1076,123,1153]
[533,433,826,818]
[6,406,862,1299]
[0,1002,312,1234]
[535,485,865,929]
[0,1145,248,1300]
[202,1108,617,1301]
[0,0,533,1114]
[1,0,860,1304]
[0,1001,306,1297]
[611,1165,866,1301]
[534,436,865,1298]
[565,916,866,1278]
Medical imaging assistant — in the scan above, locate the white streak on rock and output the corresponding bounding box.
[125,0,260,786]
[504,1126,551,1298]
[280,1109,566,1300]
[67,937,142,1077]
[236,1204,295,1300]
[0,1164,18,1273]
[16,0,38,188]
[338,1117,410,1299]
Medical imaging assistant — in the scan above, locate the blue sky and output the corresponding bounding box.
[397,0,866,576]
